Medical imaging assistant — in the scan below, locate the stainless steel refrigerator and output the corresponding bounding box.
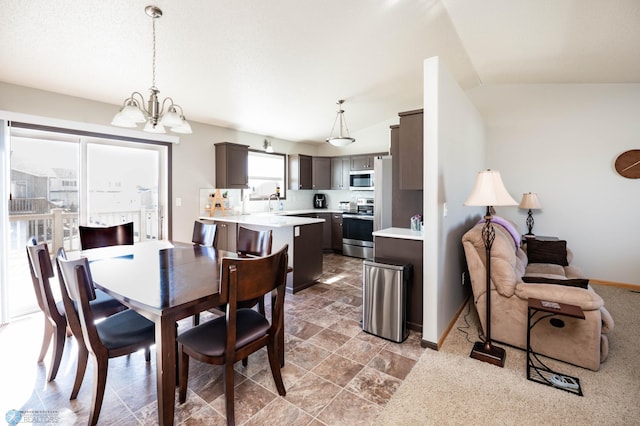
[373,156,392,232]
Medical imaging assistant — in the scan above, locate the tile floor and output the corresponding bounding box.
[0,253,425,425]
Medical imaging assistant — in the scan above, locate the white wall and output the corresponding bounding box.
[468,84,640,286]
[423,57,487,344]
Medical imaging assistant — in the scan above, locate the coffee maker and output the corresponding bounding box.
[313,193,327,209]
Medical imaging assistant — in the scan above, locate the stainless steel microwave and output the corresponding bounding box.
[349,170,374,190]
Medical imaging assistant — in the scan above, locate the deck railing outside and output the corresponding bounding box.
[7,207,159,318]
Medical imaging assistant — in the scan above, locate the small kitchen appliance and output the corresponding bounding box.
[313,193,327,209]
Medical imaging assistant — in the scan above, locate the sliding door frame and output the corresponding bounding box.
[0,111,177,323]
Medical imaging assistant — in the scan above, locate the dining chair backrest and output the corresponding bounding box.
[26,238,67,381]
[79,222,134,250]
[26,238,56,315]
[219,243,288,311]
[192,220,217,247]
[56,256,100,344]
[237,226,272,257]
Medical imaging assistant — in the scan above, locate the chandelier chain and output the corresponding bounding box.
[152,16,157,89]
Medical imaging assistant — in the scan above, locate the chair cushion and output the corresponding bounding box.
[526,239,568,266]
[96,309,155,350]
[178,309,270,357]
[89,289,126,318]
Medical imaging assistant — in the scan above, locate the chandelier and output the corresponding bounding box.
[326,99,355,146]
[111,5,192,134]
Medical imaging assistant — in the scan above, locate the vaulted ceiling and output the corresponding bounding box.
[2,0,639,143]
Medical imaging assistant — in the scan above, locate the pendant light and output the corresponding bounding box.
[111,5,192,134]
[326,99,355,146]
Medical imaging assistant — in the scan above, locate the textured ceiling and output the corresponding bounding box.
[1,0,639,143]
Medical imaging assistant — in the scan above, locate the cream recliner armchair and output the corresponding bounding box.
[462,220,614,371]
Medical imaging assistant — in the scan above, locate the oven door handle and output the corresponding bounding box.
[343,214,374,220]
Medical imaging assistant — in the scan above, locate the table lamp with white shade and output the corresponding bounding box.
[519,192,542,236]
[464,169,518,367]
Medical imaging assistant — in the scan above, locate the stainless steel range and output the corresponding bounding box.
[342,198,374,259]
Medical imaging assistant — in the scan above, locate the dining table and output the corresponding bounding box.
[77,240,236,426]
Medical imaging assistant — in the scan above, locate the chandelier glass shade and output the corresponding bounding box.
[326,99,355,146]
[111,5,192,135]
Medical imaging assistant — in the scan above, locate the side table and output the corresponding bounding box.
[527,298,585,396]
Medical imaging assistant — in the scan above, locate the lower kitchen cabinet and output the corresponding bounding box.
[331,213,343,251]
[213,220,237,253]
[373,236,423,331]
[294,212,332,250]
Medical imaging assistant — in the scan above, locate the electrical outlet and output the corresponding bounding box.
[461,271,466,286]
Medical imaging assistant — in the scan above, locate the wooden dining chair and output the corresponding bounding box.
[26,239,126,383]
[78,222,134,250]
[56,253,156,426]
[25,239,67,382]
[192,220,217,247]
[177,244,289,426]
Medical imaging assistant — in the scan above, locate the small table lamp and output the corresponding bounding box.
[465,170,517,367]
[519,192,542,236]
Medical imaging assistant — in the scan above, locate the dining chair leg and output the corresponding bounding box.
[89,354,108,426]
[224,361,235,425]
[38,318,53,363]
[144,347,151,362]
[178,346,189,404]
[192,313,200,326]
[46,322,66,382]
[71,344,89,400]
[267,341,286,396]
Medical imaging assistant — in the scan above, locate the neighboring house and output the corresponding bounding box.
[49,167,78,210]
[9,168,54,214]
[10,167,78,214]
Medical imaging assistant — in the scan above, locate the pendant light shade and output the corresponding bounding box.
[111,5,192,134]
[326,99,355,146]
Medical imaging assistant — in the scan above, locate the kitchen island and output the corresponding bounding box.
[199,213,325,293]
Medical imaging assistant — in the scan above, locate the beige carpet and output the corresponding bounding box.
[376,285,640,425]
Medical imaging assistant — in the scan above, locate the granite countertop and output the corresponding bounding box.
[373,227,424,241]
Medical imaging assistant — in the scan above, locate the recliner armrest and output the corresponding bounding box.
[515,282,604,311]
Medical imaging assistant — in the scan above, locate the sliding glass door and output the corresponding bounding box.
[2,125,168,320]
[86,141,164,242]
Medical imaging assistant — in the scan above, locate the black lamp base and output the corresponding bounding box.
[470,341,506,367]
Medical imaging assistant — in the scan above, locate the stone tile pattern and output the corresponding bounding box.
[2,254,423,425]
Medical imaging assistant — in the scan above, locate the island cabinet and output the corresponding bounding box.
[398,109,423,190]
[331,157,350,190]
[213,220,237,253]
[373,235,423,331]
[331,213,343,251]
[288,154,313,190]
[312,157,331,190]
[214,142,249,189]
[291,212,332,250]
